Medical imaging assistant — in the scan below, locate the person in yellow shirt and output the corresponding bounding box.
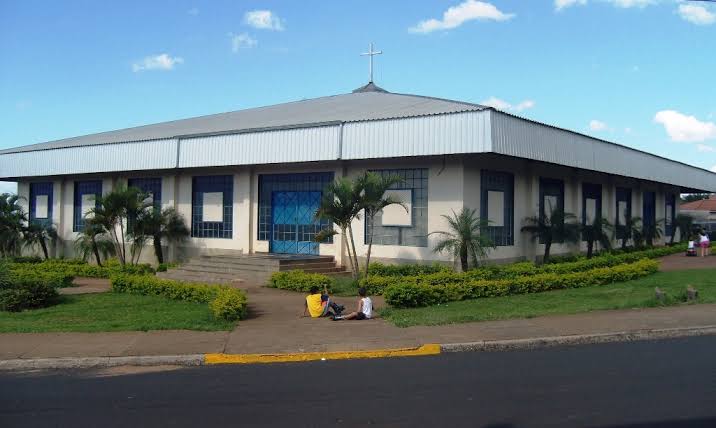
[303,285,344,318]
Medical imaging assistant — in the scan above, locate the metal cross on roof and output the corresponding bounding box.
[360,43,382,83]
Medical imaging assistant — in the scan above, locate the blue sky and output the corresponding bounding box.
[1,0,715,194]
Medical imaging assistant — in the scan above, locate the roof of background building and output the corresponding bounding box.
[0,87,486,154]
[681,195,716,211]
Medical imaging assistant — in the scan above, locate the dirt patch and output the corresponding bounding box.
[659,253,716,272]
[59,277,111,295]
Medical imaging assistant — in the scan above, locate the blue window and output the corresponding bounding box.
[539,178,565,243]
[665,193,676,237]
[480,170,514,246]
[258,172,334,253]
[643,191,656,228]
[615,187,632,240]
[191,175,233,238]
[128,177,162,211]
[366,168,429,247]
[29,182,53,226]
[73,180,102,232]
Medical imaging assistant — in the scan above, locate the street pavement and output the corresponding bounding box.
[1,336,715,428]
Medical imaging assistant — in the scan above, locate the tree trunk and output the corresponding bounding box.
[364,214,375,279]
[543,240,552,264]
[460,244,469,272]
[153,234,164,264]
[347,223,360,280]
[91,237,103,267]
[621,236,627,250]
[40,238,49,260]
[587,240,594,259]
[341,229,355,277]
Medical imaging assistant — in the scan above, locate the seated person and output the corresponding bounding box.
[303,285,344,318]
[333,287,373,321]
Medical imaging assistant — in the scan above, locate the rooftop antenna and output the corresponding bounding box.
[360,43,382,83]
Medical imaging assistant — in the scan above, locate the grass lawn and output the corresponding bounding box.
[331,276,361,296]
[380,269,716,327]
[0,292,236,333]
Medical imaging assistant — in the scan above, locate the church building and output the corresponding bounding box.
[2,79,715,266]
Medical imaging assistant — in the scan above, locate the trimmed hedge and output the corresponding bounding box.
[367,262,450,277]
[111,274,248,321]
[268,270,333,293]
[384,258,659,308]
[0,262,59,312]
[362,245,685,293]
[7,258,154,279]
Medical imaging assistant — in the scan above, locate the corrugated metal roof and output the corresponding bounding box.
[0,90,486,154]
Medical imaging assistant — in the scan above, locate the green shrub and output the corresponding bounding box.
[210,288,248,321]
[8,256,43,264]
[367,262,449,277]
[8,270,75,288]
[0,263,59,312]
[384,259,659,308]
[7,258,155,280]
[268,270,333,293]
[110,274,248,322]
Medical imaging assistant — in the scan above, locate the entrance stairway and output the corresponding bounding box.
[156,253,349,285]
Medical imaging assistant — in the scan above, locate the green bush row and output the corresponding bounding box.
[0,262,60,312]
[367,262,450,277]
[110,274,248,321]
[268,270,334,293]
[8,258,154,279]
[383,258,659,308]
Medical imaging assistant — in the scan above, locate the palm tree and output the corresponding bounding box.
[431,208,495,272]
[642,219,664,247]
[674,213,694,244]
[0,193,27,258]
[23,222,58,260]
[521,207,580,264]
[89,186,151,266]
[74,220,115,266]
[315,177,363,280]
[580,217,613,258]
[357,172,406,278]
[618,215,642,250]
[133,207,189,264]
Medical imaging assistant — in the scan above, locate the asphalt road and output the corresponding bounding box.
[1,336,715,428]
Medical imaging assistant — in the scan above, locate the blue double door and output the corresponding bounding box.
[270,191,322,255]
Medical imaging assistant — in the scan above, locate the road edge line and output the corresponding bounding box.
[204,344,442,365]
[441,325,716,353]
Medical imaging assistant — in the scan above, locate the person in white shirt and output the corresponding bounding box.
[332,287,372,321]
[699,230,710,257]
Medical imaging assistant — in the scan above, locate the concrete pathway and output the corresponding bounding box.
[2,254,715,360]
[659,251,716,271]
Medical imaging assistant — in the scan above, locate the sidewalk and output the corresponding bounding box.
[2,290,715,359]
[3,253,715,361]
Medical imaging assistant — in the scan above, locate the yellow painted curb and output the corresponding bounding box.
[204,344,441,365]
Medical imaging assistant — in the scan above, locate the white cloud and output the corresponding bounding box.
[678,4,715,26]
[711,165,716,173]
[245,10,284,31]
[132,54,183,72]
[555,0,587,11]
[188,7,199,16]
[230,33,257,52]
[409,0,514,34]
[555,0,657,12]
[589,120,608,131]
[697,144,715,153]
[654,110,716,142]
[0,181,17,195]
[481,97,536,112]
[608,0,654,8]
